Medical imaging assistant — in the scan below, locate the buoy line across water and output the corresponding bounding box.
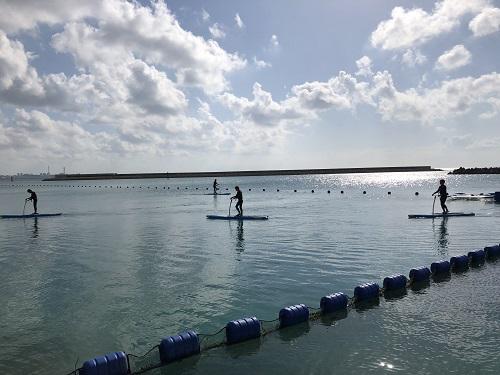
[64,244,500,375]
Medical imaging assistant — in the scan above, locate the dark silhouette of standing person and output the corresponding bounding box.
[432,179,449,214]
[26,189,38,214]
[231,186,243,216]
[213,178,219,194]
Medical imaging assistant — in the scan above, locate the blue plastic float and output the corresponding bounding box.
[279,304,309,328]
[226,317,261,344]
[468,249,486,263]
[430,260,451,275]
[450,255,469,270]
[320,293,349,313]
[485,244,500,258]
[159,330,200,364]
[354,283,380,301]
[81,351,128,375]
[409,267,431,283]
[382,274,407,291]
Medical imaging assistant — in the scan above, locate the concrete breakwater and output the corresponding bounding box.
[43,166,439,181]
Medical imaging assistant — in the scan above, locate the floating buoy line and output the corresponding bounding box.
[0,184,422,196]
[64,244,500,375]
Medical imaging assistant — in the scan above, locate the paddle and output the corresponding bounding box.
[432,195,436,216]
[23,199,27,216]
[228,199,232,216]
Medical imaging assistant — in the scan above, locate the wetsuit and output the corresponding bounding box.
[28,191,38,213]
[437,185,448,213]
[234,190,243,215]
[213,180,218,194]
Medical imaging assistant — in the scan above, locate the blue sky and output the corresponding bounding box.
[0,0,499,174]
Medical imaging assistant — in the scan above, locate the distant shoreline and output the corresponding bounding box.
[43,166,440,181]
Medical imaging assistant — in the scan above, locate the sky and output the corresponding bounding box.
[0,0,499,174]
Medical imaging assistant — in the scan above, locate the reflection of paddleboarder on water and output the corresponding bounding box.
[231,186,243,216]
[26,189,38,214]
[213,179,219,194]
[432,179,449,214]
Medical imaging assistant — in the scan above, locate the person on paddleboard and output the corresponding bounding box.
[432,179,449,214]
[26,189,38,214]
[231,186,243,216]
[213,179,219,194]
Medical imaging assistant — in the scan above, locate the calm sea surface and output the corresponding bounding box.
[0,172,499,374]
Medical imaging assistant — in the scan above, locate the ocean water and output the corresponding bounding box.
[0,171,499,374]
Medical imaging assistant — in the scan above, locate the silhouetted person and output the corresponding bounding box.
[231,186,243,216]
[213,178,219,194]
[26,189,38,214]
[432,179,449,213]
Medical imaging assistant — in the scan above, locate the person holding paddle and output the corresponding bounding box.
[432,179,449,214]
[26,189,38,214]
[231,186,243,216]
[213,178,219,194]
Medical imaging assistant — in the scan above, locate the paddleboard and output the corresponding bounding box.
[408,212,475,219]
[449,193,494,201]
[1,213,63,219]
[207,215,268,221]
[204,193,231,196]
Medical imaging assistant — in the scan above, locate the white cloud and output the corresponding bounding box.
[371,0,489,50]
[0,109,111,158]
[0,30,98,111]
[196,100,284,153]
[479,97,500,119]
[0,0,103,33]
[217,72,375,128]
[0,102,287,163]
[124,60,187,116]
[253,56,271,69]
[290,73,372,111]
[401,49,427,67]
[218,82,307,128]
[0,31,38,91]
[445,133,500,150]
[466,136,500,149]
[355,56,373,77]
[201,8,210,22]
[0,2,273,160]
[270,34,279,48]
[375,72,500,123]
[7,0,246,94]
[216,68,500,128]
[235,13,245,29]
[469,7,500,36]
[446,133,472,148]
[1,29,210,157]
[1,0,499,166]
[209,23,226,39]
[0,27,187,117]
[435,44,471,71]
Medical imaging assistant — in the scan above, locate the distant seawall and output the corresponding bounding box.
[43,166,439,181]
